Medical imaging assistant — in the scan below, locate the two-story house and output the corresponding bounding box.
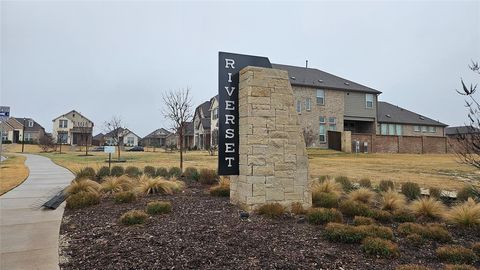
[0,117,45,143]
[104,128,141,148]
[209,95,219,148]
[272,64,381,147]
[193,100,211,150]
[52,110,94,145]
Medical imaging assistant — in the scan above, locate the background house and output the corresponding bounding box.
[92,133,105,146]
[140,128,171,147]
[193,100,211,149]
[209,95,219,148]
[52,110,94,146]
[164,122,194,149]
[104,128,141,148]
[0,117,45,143]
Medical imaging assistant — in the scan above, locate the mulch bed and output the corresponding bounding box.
[60,186,480,270]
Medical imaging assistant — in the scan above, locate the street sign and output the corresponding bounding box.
[0,106,10,122]
[104,146,115,153]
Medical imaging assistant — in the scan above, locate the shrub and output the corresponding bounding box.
[183,167,199,181]
[393,209,416,223]
[379,180,395,192]
[398,222,452,242]
[75,167,96,180]
[101,176,133,194]
[348,188,376,205]
[114,191,137,203]
[66,192,100,209]
[472,242,480,255]
[143,166,156,177]
[119,210,148,225]
[96,166,110,180]
[65,179,101,196]
[156,167,168,177]
[401,182,421,200]
[307,208,343,225]
[380,190,407,212]
[445,198,480,227]
[257,203,285,218]
[444,264,477,270]
[436,245,477,264]
[359,178,372,188]
[137,176,184,195]
[335,176,353,192]
[405,233,424,247]
[125,166,142,178]
[371,209,393,223]
[338,200,373,217]
[146,200,172,215]
[318,175,329,183]
[324,223,393,243]
[312,179,343,197]
[396,265,432,270]
[209,178,230,197]
[457,186,478,202]
[110,166,125,177]
[429,187,442,198]
[198,169,218,185]
[312,192,339,208]
[410,197,446,219]
[361,237,399,257]
[353,216,374,226]
[290,202,306,215]
[168,167,182,179]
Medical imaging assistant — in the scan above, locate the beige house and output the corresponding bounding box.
[209,95,219,148]
[104,128,141,147]
[1,117,45,143]
[193,100,211,150]
[52,110,94,145]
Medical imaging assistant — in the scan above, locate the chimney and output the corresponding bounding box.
[306,60,308,68]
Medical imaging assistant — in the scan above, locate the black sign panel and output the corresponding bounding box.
[218,52,272,175]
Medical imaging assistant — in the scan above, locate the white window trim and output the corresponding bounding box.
[305,98,311,111]
[366,94,374,109]
[296,100,302,113]
[319,116,326,124]
[316,89,325,105]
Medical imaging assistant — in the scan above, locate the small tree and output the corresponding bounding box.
[77,125,92,156]
[39,134,55,152]
[104,116,125,160]
[162,88,193,171]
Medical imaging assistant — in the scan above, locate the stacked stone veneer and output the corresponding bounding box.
[230,66,312,210]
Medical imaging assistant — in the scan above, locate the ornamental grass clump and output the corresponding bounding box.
[393,209,416,223]
[335,176,353,192]
[444,265,477,270]
[398,222,452,242]
[75,167,96,180]
[401,182,421,200]
[114,191,137,204]
[429,187,442,198]
[353,216,374,226]
[110,166,125,177]
[143,166,156,178]
[168,167,182,179]
[361,237,399,258]
[65,179,101,196]
[125,166,142,178]
[405,233,424,247]
[146,200,172,215]
[101,176,134,194]
[358,178,372,188]
[257,203,285,219]
[472,242,480,256]
[445,198,480,227]
[209,178,230,197]
[312,192,339,208]
[324,223,393,243]
[313,179,343,196]
[380,190,407,212]
[96,166,110,180]
[436,245,478,264]
[348,187,376,205]
[379,180,395,192]
[198,169,219,185]
[119,210,148,225]
[395,265,432,270]
[183,167,199,182]
[371,209,393,223]
[136,176,184,195]
[290,202,306,215]
[456,186,479,202]
[338,199,373,217]
[410,197,446,219]
[66,192,100,209]
[307,208,343,225]
[155,167,168,178]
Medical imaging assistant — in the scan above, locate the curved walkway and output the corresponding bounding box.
[0,154,73,270]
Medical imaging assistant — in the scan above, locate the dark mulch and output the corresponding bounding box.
[60,187,480,270]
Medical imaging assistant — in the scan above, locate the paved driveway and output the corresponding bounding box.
[0,154,73,270]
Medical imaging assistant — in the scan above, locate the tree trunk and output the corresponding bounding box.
[179,128,184,171]
[117,144,121,160]
[85,135,88,156]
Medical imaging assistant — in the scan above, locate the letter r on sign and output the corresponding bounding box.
[225,59,235,69]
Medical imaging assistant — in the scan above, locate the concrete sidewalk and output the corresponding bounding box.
[0,154,73,270]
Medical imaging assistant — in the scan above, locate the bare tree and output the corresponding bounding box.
[303,127,316,147]
[454,61,480,170]
[104,116,125,160]
[39,134,55,152]
[162,88,193,171]
[77,124,92,156]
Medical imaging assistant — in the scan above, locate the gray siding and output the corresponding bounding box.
[344,92,377,119]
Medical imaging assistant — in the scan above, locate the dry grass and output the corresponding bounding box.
[101,176,134,194]
[348,187,376,204]
[380,190,407,212]
[64,179,101,196]
[209,178,230,197]
[136,176,184,195]
[0,154,29,195]
[445,198,480,227]
[312,179,343,196]
[410,197,446,219]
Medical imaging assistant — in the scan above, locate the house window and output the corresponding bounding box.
[366,94,374,108]
[57,131,68,144]
[319,124,326,143]
[296,100,302,113]
[388,124,395,135]
[213,108,218,120]
[316,89,325,105]
[305,98,312,111]
[421,126,427,133]
[127,136,134,146]
[2,131,8,141]
[24,133,32,141]
[381,124,388,135]
[395,124,403,135]
[28,120,33,127]
[328,117,337,131]
[319,116,326,124]
[59,120,68,128]
[414,126,420,132]
[428,126,436,133]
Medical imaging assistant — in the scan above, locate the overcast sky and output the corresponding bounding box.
[1,1,479,136]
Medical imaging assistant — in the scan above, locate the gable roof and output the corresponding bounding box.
[143,128,171,139]
[195,101,211,119]
[272,63,381,94]
[377,101,447,127]
[201,118,211,130]
[93,133,104,140]
[14,118,45,132]
[104,128,141,139]
[52,110,94,124]
[445,126,480,135]
[209,95,219,111]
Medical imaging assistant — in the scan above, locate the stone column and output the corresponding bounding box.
[230,66,312,210]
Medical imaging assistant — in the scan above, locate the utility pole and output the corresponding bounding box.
[21,118,26,153]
